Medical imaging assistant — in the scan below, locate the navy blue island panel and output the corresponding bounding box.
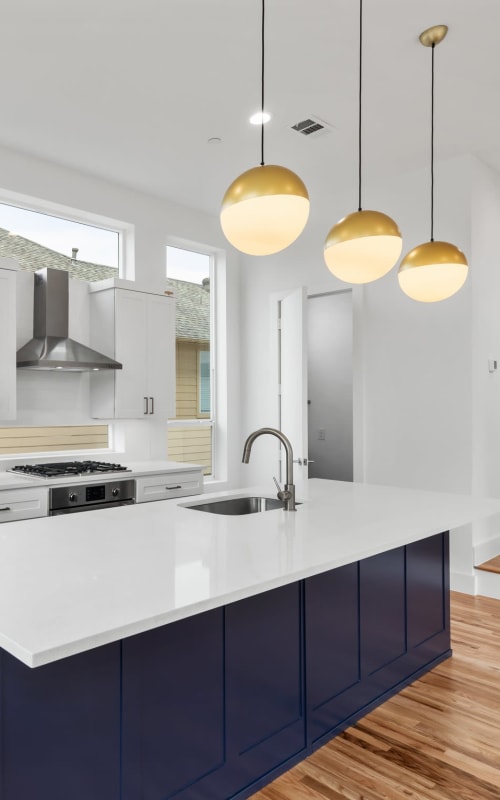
[0,532,450,800]
[305,534,450,750]
[122,607,226,800]
[0,641,120,800]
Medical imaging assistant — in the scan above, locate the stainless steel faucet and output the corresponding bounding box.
[242,427,296,511]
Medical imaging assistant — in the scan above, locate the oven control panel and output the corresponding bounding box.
[50,479,136,513]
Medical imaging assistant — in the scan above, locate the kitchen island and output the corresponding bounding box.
[0,479,499,800]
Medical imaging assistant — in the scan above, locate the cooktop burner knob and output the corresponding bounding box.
[68,493,77,503]
[111,487,119,498]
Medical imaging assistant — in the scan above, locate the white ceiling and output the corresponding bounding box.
[3,0,500,219]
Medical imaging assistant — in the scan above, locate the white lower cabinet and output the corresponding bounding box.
[0,262,17,421]
[135,470,203,503]
[0,488,48,523]
[90,285,175,419]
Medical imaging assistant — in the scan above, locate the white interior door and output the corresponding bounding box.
[279,287,309,492]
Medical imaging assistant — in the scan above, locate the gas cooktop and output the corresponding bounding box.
[9,461,131,479]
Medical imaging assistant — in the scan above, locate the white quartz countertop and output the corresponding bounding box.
[2,479,500,668]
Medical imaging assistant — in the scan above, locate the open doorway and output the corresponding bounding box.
[307,290,353,481]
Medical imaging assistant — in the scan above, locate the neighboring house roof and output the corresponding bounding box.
[167,277,210,342]
[0,227,209,342]
[0,227,118,282]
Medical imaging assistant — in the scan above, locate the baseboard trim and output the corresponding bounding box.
[450,570,476,595]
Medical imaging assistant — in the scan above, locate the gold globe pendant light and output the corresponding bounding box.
[324,0,402,283]
[220,0,309,256]
[398,25,468,302]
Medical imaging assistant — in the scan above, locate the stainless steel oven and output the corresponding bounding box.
[49,479,136,515]
[8,461,136,515]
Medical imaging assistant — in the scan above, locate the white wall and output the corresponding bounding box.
[0,144,242,486]
[360,157,473,495]
[470,158,500,563]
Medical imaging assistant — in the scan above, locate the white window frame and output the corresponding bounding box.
[167,239,225,482]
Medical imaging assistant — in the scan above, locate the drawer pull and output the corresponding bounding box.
[0,507,11,512]
[165,485,182,490]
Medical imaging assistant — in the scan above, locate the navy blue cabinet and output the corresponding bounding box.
[406,533,450,667]
[223,583,305,796]
[305,562,360,744]
[0,643,120,800]
[360,546,407,693]
[122,583,305,800]
[122,607,225,800]
[121,584,305,800]
[305,535,450,750]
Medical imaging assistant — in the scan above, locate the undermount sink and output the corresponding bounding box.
[184,495,285,515]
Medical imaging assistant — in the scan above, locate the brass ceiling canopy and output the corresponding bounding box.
[419,25,448,48]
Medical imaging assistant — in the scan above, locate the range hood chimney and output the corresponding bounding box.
[16,268,122,371]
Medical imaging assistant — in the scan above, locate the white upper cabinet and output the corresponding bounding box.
[0,260,17,421]
[89,284,175,419]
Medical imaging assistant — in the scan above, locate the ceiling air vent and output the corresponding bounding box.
[290,116,332,138]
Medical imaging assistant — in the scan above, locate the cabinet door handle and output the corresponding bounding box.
[149,396,154,415]
[165,485,182,491]
[144,396,149,415]
[0,507,11,512]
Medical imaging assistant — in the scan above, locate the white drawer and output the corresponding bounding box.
[0,487,49,523]
[135,470,203,503]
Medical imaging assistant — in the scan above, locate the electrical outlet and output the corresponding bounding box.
[318,428,326,440]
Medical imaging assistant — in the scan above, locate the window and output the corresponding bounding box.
[0,201,120,280]
[166,245,214,477]
[0,198,124,457]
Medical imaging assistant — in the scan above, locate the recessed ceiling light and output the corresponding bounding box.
[249,111,271,125]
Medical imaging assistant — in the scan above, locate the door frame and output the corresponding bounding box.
[269,284,365,484]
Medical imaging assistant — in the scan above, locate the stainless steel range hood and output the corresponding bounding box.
[16,268,122,371]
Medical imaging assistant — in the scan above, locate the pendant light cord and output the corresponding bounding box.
[260,0,265,166]
[357,0,363,211]
[430,42,435,241]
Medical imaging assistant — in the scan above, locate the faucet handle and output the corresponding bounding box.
[273,476,292,505]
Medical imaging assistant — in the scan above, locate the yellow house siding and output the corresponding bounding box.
[169,340,212,474]
[175,340,209,419]
[0,425,109,454]
[167,426,212,475]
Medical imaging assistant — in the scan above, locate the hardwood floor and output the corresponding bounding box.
[252,592,500,800]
